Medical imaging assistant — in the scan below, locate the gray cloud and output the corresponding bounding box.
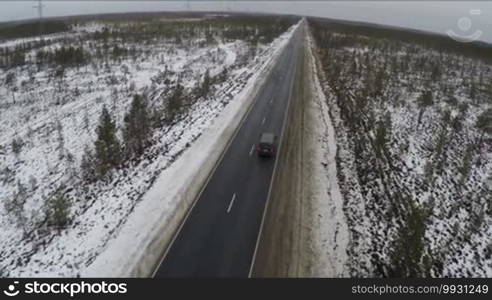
[1,1,491,43]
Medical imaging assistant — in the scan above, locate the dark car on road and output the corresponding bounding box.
[257,132,276,157]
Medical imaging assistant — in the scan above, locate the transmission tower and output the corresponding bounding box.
[33,0,45,35]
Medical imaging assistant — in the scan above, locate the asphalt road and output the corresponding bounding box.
[154,22,305,277]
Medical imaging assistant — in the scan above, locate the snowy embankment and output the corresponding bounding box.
[304,30,349,276]
[309,39,374,277]
[83,22,300,277]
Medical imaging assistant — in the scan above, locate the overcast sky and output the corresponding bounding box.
[1,1,491,43]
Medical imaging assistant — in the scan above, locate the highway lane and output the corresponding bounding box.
[154,22,305,277]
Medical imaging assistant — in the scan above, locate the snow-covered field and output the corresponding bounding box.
[309,19,492,277]
[0,16,298,277]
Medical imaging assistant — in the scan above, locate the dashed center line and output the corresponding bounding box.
[227,193,237,213]
[249,144,255,156]
[261,117,266,125]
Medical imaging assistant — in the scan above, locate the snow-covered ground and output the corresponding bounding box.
[309,19,492,277]
[0,17,298,277]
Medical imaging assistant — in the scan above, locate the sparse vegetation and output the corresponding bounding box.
[0,13,297,276]
[310,17,492,277]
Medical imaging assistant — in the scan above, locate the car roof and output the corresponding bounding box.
[260,133,275,144]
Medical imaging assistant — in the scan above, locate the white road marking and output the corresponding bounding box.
[270,98,274,104]
[227,193,237,213]
[249,144,255,156]
[261,117,266,125]
[249,21,303,277]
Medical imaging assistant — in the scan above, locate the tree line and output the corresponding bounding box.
[81,93,152,181]
[80,66,218,182]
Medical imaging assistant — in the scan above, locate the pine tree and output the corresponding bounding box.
[80,145,97,182]
[470,82,476,101]
[389,201,431,277]
[475,108,492,147]
[373,69,385,97]
[374,122,387,158]
[201,69,211,96]
[218,67,228,83]
[55,119,65,159]
[431,63,441,81]
[165,83,184,124]
[123,94,151,158]
[459,145,474,183]
[374,112,391,159]
[94,105,122,177]
[83,109,90,131]
[424,159,434,182]
[417,90,433,126]
[47,191,71,229]
[434,129,448,175]
[4,71,17,103]
[4,180,27,227]
[11,137,23,156]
